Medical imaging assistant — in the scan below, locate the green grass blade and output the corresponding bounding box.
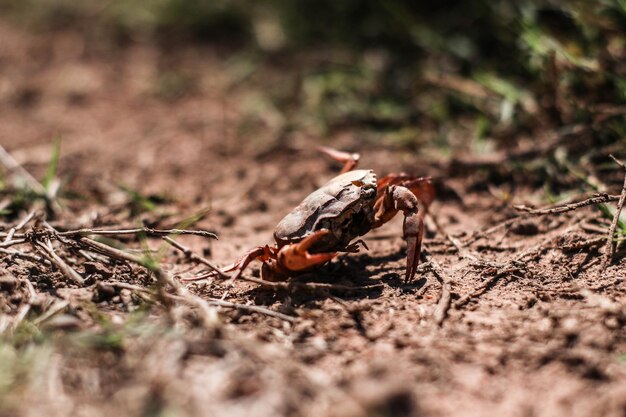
[42,136,61,191]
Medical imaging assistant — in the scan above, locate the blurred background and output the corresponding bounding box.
[0,0,624,200]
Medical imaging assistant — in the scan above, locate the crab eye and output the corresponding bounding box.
[351,180,365,187]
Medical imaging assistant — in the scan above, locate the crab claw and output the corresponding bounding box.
[278,229,337,272]
[318,146,360,173]
[403,211,425,283]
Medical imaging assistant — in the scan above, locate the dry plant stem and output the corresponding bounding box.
[429,213,478,261]
[455,219,584,309]
[108,281,155,293]
[3,277,37,334]
[57,227,217,239]
[462,216,525,245]
[108,277,294,322]
[470,192,619,249]
[0,247,51,265]
[78,236,292,323]
[0,145,47,194]
[33,300,70,325]
[191,269,384,293]
[79,236,149,265]
[0,238,27,248]
[168,293,295,323]
[248,276,384,292]
[559,237,605,252]
[33,239,84,285]
[599,155,626,274]
[424,251,453,326]
[0,145,62,214]
[4,211,36,243]
[77,237,173,308]
[162,236,229,279]
[8,301,30,334]
[580,221,609,235]
[514,194,621,215]
[107,282,155,303]
[160,270,216,325]
[454,267,519,308]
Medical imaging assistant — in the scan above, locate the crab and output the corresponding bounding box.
[222,147,434,283]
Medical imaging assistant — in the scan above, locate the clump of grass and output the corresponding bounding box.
[0,138,63,219]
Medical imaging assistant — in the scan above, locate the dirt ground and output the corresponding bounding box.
[1,21,626,417]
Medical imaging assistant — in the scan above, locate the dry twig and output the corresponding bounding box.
[514,194,621,215]
[0,145,62,214]
[170,294,295,323]
[462,216,524,245]
[454,267,520,308]
[0,145,47,195]
[0,211,296,325]
[599,155,626,274]
[4,211,36,243]
[0,247,51,265]
[163,236,228,278]
[423,250,453,326]
[33,238,84,285]
[57,227,217,239]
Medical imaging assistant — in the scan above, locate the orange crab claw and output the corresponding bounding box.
[278,229,337,272]
[318,146,360,173]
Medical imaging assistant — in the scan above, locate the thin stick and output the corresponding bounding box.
[78,236,147,265]
[57,227,217,239]
[429,213,478,261]
[77,237,220,326]
[0,238,27,248]
[168,293,295,323]
[105,281,156,303]
[599,155,626,274]
[162,236,229,278]
[462,216,523,245]
[559,237,605,252]
[108,281,155,293]
[33,300,70,325]
[0,279,37,334]
[454,268,519,308]
[107,279,294,322]
[424,251,453,326]
[4,211,36,243]
[191,271,384,293]
[514,194,621,215]
[161,267,294,324]
[33,239,84,285]
[0,145,47,194]
[0,145,62,214]
[454,220,583,308]
[0,247,51,265]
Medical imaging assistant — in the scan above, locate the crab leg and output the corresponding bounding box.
[278,229,337,272]
[374,185,426,283]
[221,245,274,280]
[376,175,434,209]
[318,146,360,173]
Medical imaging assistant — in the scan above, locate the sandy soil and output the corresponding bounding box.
[1,22,626,417]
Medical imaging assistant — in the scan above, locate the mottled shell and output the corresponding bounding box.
[274,169,377,251]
